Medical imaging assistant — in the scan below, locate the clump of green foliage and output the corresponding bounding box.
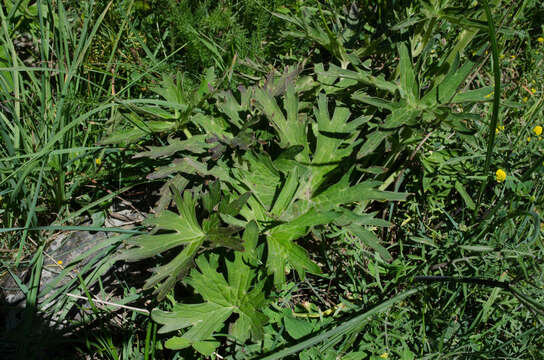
[1,0,544,359]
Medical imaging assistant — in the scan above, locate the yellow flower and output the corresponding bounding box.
[523,96,528,103]
[495,169,506,183]
[533,126,542,136]
[531,88,537,94]
[95,158,102,166]
[495,125,505,134]
[380,353,389,359]
[57,260,63,265]
[510,55,516,59]
[538,37,544,43]
[527,136,531,142]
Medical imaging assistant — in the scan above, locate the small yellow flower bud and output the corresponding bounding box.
[531,88,537,94]
[533,126,542,136]
[538,37,544,43]
[527,136,531,142]
[523,97,528,103]
[495,169,506,183]
[510,55,516,59]
[57,260,63,265]
[380,353,389,359]
[95,158,102,166]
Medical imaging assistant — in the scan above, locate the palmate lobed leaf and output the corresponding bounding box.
[116,191,205,298]
[267,209,339,286]
[264,177,409,286]
[152,241,269,354]
[117,188,248,299]
[119,192,204,261]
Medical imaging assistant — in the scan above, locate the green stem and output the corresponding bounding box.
[473,0,501,220]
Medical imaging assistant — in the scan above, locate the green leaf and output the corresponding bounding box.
[358,131,390,159]
[118,188,246,299]
[254,84,307,150]
[219,192,251,216]
[313,181,409,211]
[254,86,291,147]
[459,245,495,252]
[154,175,189,212]
[233,152,281,210]
[382,105,419,129]
[117,191,204,297]
[310,93,362,190]
[455,180,476,210]
[267,231,322,287]
[202,180,222,213]
[242,220,260,266]
[351,91,394,111]
[452,86,494,103]
[267,209,339,286]
[269,209,339,243]
[271,167,300,216]
[132,135,210,159]
[152,253,269,352]
[216,87,251,128]
[442,112,476,134]
[347,225,393,262]
[274,145,305,172]
[285,316,316,340]
[146,157,206,180]
[315,63,398,93]
[421,55,475,106]
[100,117,176,145]
[398,43,418,104]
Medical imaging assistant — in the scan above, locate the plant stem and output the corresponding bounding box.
[473,0,501,220]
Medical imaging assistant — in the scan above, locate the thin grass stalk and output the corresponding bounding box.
[20,248,44,356]
[0,5,21,150]
[15,159,45,266]
[144,319,152,360]
[473,0,501,219]
[0,225,144,234]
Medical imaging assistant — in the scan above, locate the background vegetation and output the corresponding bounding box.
[1,0,543,358]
